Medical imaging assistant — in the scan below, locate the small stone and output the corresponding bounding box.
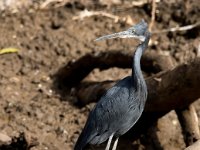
[0,132,11,145]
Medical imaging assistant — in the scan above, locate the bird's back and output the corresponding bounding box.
[74,76,146,149]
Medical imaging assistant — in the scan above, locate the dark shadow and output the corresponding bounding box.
[51,50,168,91]
[50,74,81,106]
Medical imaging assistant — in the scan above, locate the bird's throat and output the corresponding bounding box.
[132,33,150,89]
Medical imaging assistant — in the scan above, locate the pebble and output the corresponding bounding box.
[0,132,11,145]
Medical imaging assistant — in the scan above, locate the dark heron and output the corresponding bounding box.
[75,20,150,150]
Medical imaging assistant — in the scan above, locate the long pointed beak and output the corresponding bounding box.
[95,30,145,42]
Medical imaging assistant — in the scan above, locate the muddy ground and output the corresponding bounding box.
[0,0,200,150]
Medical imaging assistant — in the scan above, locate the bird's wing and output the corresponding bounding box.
[94,77,132,129]
[89,77,139,143]
[74,76,138,149]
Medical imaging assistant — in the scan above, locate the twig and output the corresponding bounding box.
[72,9,120,22]
[152,21,200,34]
[149,0,156,32]
[72,9,136,25]
[40,0,68,9]
[131,0,148,6]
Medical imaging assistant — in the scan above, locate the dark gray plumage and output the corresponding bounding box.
[75,20,151,150]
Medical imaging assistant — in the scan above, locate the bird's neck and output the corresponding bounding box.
[132,33,150,90]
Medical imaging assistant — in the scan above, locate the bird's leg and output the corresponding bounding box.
[111,138,119,150]
[105,134,114,150]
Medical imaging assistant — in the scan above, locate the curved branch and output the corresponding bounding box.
[77,58,200,112]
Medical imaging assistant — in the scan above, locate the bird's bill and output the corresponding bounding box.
[95,30,145,42]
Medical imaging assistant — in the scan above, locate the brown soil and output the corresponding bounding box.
[0,0,199,150]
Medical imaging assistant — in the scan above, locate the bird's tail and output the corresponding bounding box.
[74,110,98,150]
[74,131,86,150]
[74,118,97,150]
[74,127,91,150]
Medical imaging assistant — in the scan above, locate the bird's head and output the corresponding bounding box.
[95,19,148,42]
